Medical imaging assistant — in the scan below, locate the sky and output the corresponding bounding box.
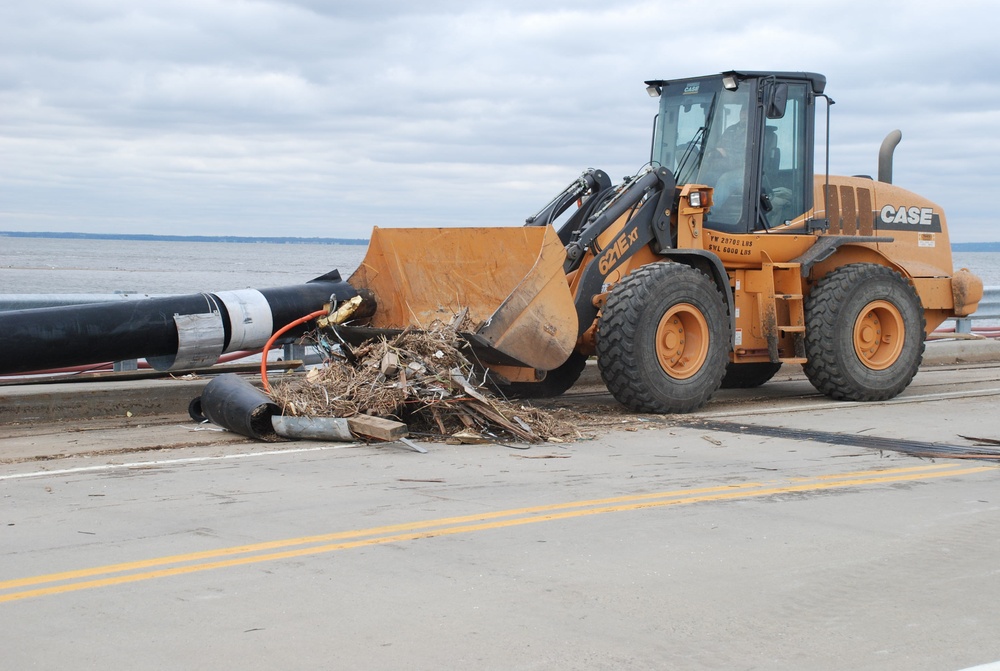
[1,0,998,242]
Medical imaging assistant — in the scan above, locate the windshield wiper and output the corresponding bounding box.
[674,93,720,185]
[674,126,705,183]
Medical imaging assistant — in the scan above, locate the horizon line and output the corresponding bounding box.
[2,230,998,250]
[0,230,369,245]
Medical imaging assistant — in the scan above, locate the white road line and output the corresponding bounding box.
[7,388,999,481]
[0,443,355,481]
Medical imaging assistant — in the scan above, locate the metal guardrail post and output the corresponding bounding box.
[283,343,307,370]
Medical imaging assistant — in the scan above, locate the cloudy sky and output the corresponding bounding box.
[2,0,997,242]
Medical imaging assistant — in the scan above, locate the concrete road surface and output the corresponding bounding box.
[2,360,1000,670]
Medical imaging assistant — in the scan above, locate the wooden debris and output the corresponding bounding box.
[451,430,493,445]
[510,453,572,459]
[347,415,409,442]
[380,352,400,377]
[268,317,582,444]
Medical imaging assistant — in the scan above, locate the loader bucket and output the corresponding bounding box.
[344,225,578,371]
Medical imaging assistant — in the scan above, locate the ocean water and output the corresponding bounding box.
[0,237,369,295]
[0,237,997,295]
[953,252,1000,287]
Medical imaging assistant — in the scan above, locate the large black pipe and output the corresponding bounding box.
[0,270,360,375]
[195,373,282,442]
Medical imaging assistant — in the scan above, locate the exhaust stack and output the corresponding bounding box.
[878,130,902,184]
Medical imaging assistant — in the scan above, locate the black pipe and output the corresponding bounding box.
[0,270,359,375]
[196,373,281,442]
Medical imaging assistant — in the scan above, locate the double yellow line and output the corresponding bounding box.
[1,463,990,604]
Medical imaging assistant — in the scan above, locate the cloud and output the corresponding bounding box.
[0,0,997,241]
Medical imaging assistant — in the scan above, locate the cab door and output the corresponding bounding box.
[756,80,814,230]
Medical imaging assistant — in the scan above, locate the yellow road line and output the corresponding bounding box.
[0,480,769,591]
[1,462,950,591]
[1,464,991,603]
[791,463,955,481]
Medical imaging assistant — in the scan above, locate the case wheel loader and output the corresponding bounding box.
[336,70,983,414]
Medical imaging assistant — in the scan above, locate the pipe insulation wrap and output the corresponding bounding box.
[146,310,227,371]
[214,289,274,352]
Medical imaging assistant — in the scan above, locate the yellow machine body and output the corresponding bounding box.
[334,70,984,412]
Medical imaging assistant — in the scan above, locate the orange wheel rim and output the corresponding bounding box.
[655,303,709,380]
[853,300,904,370]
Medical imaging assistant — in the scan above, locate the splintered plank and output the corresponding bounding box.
[347,415,409,441]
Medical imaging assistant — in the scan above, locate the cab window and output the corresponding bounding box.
[760,83,810,228]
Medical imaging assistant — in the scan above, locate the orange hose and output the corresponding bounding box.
[260,308,328,393]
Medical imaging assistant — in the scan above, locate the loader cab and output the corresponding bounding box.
[647,71,825,233]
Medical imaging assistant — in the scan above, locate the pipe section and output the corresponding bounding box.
[0,270,359,375]
[196,373,281,441]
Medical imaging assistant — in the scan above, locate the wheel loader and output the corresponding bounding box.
[335,70,983,413]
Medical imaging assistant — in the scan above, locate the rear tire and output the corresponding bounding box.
[803,264,924,401]
[494,352,589,399]
[596,263,729,413]
[721,362,782,389]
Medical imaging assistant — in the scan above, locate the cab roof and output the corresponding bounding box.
[644,70,827,95]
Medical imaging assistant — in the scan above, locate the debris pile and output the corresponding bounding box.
[268,321,581,444]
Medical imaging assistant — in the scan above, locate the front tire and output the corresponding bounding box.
[596,263,729,413]
[803,264,925,401]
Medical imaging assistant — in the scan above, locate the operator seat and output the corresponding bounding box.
[763,126,780,176]
[760,126,788,228]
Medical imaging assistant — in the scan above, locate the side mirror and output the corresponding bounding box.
[767,83,788,119]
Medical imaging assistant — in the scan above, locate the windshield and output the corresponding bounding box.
[652,78,752,230]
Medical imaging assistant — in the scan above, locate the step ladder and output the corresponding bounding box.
[756,261,807,364]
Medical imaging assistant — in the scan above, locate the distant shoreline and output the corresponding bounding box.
[951,242,1000,252]
[0,231,369,245]
[2,231,998,252]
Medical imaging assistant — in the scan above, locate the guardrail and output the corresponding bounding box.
[952,285,1000,333]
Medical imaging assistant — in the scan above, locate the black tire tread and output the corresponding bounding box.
[803,263,925,401]
[596,263,729,413]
